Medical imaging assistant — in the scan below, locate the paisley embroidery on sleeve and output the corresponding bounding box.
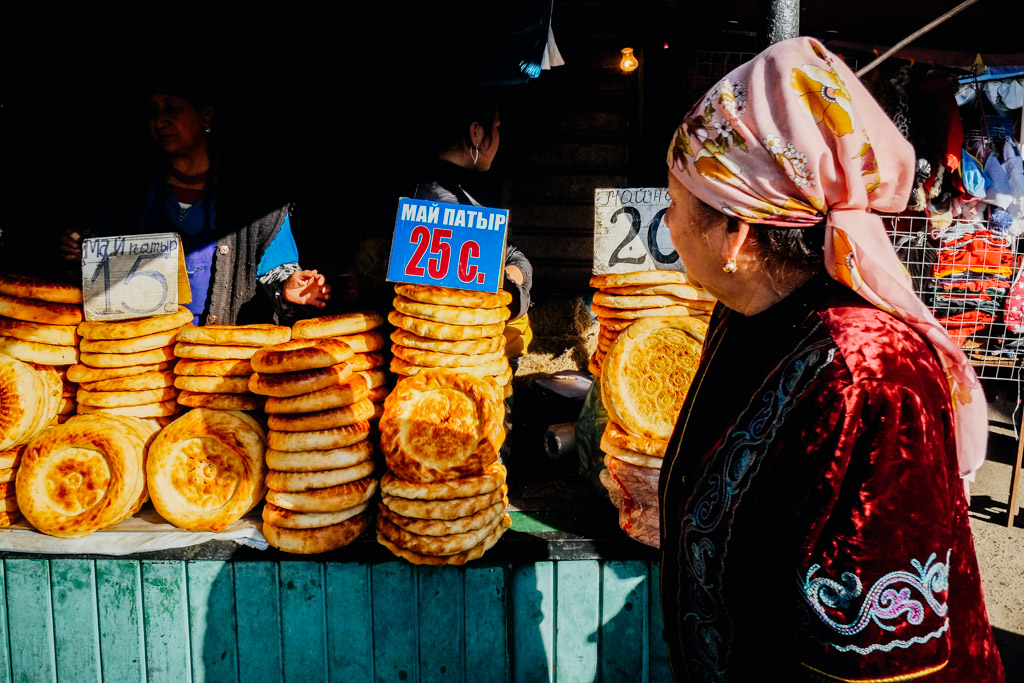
[801,551,951,655]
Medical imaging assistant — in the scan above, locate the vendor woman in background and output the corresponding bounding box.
[658,38,1003,681]
[412,90,534,370]
[59,84,330,325]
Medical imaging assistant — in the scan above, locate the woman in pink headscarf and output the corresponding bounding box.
[658,37,1003,681]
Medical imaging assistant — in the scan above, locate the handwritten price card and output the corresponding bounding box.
[81,233,184,321]
[593,188,683,275]
[387,198,508,293]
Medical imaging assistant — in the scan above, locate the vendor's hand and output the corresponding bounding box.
[504,265,525,286]
[60,228,84,260]
[283,269,332,308]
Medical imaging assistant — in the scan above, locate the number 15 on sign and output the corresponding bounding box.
[387,198,508,294]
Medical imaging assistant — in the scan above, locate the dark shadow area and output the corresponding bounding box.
[993,627,1024,682]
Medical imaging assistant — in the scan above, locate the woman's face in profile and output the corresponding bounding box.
[145,93,211,157]
[475,113,501,172]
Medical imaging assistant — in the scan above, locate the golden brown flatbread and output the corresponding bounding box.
[174,375,252,394]
[388,311,504,341]
[590,302,708,319]
[251,338,354,374]
[390,356,508,380]
[601,315,706,440]
[390,328,504,356]
[589,270,689,289]
[0,447,24,469]
[380,369,503,483]
[332,330,385,354]
[592,291,716,311]
[0,273,83,304]
[265,477,378,513]
[267,421,371,452]
[0,293,82,325]
[595,316,634,331]
[378,499,505,537]
[80,370,176,392]
[176,324,291,347]
[77,306,193,340]
[601,420,669,457]
[173,342,260,360]
[262,500,370,530]
[263,374,370,414]
[601,283,715,300]
[80,345,176,368]
[77,400,184,418]
[177,391,265,411]
[146,409,267,531]
[267,399,375,432]
[603,448,663,469]
[375,513,511,564]
[393,296,509,326]
[376,509,506,555]
[0,356,49,450]
[67,360,174,383]
[173,358,253,376]
[391,343,505,369]
[77,386,178,407]
[380,462,506,500]
[0,337,78,365]
[347,352,387,372]
[265,459,376,493]
[248,363,353,398]
[263,512,370,553]
[0,317,79,346]
[265,438,374,472]
[292,310,385,339]
[393,283,512,309]
[79,326,183,354]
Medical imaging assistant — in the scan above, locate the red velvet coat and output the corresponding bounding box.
[658,275,1004,682]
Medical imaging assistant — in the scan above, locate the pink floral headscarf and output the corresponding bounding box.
[667,36,986,480]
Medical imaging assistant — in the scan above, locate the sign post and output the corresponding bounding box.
[81,232,187,321]
[593,188,682,275]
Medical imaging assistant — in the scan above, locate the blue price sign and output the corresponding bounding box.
[387,198,508,293]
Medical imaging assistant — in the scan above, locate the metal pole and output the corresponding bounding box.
[763,0,800,47]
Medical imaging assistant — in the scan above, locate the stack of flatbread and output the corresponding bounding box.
[0,273,82,367]
[72,306,193,422]
[588,270,714,377]
[0,446,25,526]
[376,368,511,565]
[292,311,392,436]
[16,413,158,537]
[249,337,376,553]
[0,354,62,452]
[147,409,267,531]
[388,284,513,401]
[597,316,707,547]
[48,365,78,424]
[174,324,290,412]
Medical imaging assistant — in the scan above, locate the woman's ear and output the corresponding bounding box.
[201,106,214,129]
[722,221,752,263]
[469,121,484,147]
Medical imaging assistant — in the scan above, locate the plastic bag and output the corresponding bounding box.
[574,379,609,495]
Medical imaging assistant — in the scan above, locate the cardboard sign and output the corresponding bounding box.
[593,188,683,275]
[81,233,187,321]
[387,198,509,293]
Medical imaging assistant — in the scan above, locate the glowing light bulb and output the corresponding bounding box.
[620,47,638,73]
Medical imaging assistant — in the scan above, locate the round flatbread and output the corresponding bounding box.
[177,391,265,411]
[388,311,504,341]
[590,302,708,320]
[176,324,291,347]
[267,421,371,452]
[393,283,513,309]
[331,331,385,354]
[391,344,505,369]
[79,326,183,354]
[147,409,267,531]
[375,515,509,565]
[0,467,17,484]
[78,400,184,418]
[348,352,387,372]
[376,512,505,556]
[292,311,385,339]
[379,499,505,537]
[263,512,370,554]
[262,501,369,530]
[0,293,82,326]
[0,447,24,469]
[267,399,375,432]
[174,342,259,360]
[0,317,79,346]
[596,317,634,332]
[592,291,716,311]
[393,296,509,326]
[77,386,178,407]
[0,356,49,450]
[0,273,82,304]
[173,358,253,377]
[390,328,504,356]
[249,363,353,398]
[601,283,715,301]
[263,374,369,414]
[0,337,77,365]
[265,438,374,472]
[589,270,689,289]
[380,462,506,500]
[251,338,354,374]
[80,345,176,368]
[601,420,669,457]
[67,360,174,383]
[265,477,378,513]
[77,306,194,341]
[390,356,508,380]
[80,370,176,392]
[601,316,707,440]
[174,375,252,394]
[604,448,664,469]
[265,459,376,493]
[380,369,503,483]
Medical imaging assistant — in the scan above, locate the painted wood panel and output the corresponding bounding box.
[464,566,508,683]
[95,560,146,683]
[417,567,463,683]
[141,561,191,683]
[5,559,57,683]
[325,562,373,683]
[234,562,283,683]
[50,559,102,683]
[511,562,555,683]
[599,561,648,682]
[370,562,418,683]
[0,563,11,683]
[279,561,327,683]
[554,561,601,683]
[187,561,238,683]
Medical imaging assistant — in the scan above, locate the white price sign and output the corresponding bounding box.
[81,233,182,321]
[593,188,683,275]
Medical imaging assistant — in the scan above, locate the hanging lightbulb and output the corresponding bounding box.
[620,47,639,73]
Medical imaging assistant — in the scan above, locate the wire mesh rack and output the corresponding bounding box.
[885,214,1023,382]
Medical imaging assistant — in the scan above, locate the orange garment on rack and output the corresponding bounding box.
[934,230,1015,279]
[934,310,996,346]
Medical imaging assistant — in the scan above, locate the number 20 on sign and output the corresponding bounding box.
[387,198,508,293]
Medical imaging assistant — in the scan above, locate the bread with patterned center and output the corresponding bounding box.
[146,409,267,531]
[601,316,706,440]
[380,369,503,483]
